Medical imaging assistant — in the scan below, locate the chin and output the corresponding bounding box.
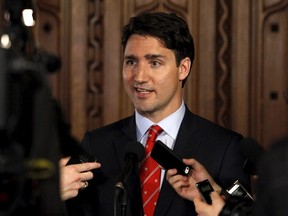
[135,104,155,115]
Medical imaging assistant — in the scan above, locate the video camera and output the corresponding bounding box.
[0,0,68,215]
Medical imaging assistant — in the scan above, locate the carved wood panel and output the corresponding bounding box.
[33,0,288,147]
[34,0,240,141]
[250,0,288,147]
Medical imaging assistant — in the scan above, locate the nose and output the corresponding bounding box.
[133,63,149,83]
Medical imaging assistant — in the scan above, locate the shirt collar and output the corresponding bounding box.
[135,100,185,141]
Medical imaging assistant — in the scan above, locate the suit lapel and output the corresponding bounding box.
[113,115,137,168]
[155,109,200,215]
[112,111,201,215]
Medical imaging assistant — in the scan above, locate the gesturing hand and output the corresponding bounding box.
[59,157,101,201]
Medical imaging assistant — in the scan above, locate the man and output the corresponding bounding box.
[62,12,250,216]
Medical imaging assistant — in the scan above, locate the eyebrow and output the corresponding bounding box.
[123,54,137,60]
[145,54,166,60]
[124,54,166,60]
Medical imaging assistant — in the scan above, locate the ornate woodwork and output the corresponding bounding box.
[30,0,288,147]
[250,0,288,147]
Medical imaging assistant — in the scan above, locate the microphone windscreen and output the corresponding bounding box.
[124,141,145,162]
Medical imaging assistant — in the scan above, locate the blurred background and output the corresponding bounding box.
[1,0,287,149]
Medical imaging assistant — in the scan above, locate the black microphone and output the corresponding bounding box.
[115,141,145,190]
[240,137,264,175]
[33,51,61,73]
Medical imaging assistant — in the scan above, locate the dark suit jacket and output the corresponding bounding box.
[66,107,250,216]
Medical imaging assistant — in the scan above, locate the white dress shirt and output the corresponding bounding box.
[135,100,186,186]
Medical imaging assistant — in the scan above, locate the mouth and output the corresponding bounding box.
[133,86,154,99]
[135,87,152,93]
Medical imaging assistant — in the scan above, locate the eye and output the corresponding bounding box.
[151,60,161,67]
[124,59,136,66]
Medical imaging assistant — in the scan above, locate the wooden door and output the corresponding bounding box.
[250,0,288,148]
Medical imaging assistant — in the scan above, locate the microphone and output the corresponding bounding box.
[34,51,62,73]
[240,137,264,175]
[115,141,145,190]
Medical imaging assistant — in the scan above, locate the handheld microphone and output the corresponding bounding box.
[115,141,145,190]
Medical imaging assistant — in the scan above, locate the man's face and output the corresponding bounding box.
[122,34,190,122]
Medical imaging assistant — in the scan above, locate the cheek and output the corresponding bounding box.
[157,74,178,91]
[122,77,131,94]
[122,71,134,92]
[122,70,131,82]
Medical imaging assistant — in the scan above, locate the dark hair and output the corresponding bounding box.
[121,12,195,87]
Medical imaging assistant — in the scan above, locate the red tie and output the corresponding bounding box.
[139,125,163,216]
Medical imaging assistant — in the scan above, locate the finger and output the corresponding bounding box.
[167,173,183,184]
[166,168,178,180]
[167,175,188,188]
[61,189,79,201]
[210,191,219,199]
[76,162,101,173]
[193,196,201,203]
[172,180,190,190]
[194,196,209,214]
[210,191,224,204]
[183,158,201,169]
[79,170,95,181]
[80,181,89,190]
[59,157,71,167]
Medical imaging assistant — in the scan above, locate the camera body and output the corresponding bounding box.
[226,180,254,201]
[220,180,254,216]
[195,179,254,215]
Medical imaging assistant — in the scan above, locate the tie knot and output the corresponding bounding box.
[146,125,163,151]
[150,125,163,135]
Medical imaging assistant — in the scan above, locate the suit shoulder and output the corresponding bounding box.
[85,116,134,137]
[190,112,243,139]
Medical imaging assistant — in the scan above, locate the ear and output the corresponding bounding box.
[178,57,191,81]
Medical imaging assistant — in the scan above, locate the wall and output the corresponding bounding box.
[33,0,288,148]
